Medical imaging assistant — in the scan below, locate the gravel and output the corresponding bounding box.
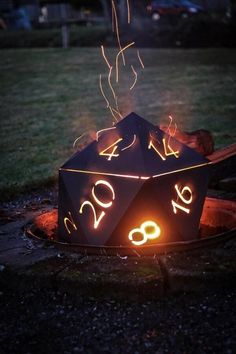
[0,289,235,354]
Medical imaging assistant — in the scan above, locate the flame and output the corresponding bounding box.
[99,74,119,122]
[96,126,116,141]
[127,0,131,24]
[121,134,137,151]
[130,65,138,91]
[73,133,86,150]
[137,50,145,69]
[112,0,125,65]
[115,41,135,83]
[100,45,122,120]
[167,115,178,147]
[99,1,145,120]
[101,45,112,70]
[99,74,110,109]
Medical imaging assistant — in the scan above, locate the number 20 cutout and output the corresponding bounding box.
[79,180,115,229]
[64,180,115,235]
[172,184,193,214]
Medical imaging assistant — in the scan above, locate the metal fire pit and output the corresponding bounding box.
[26,197,236,256]
[58,113,210,248]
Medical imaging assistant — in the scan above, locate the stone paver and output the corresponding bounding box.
[160,242,236,293]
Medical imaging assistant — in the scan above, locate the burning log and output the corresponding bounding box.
[208,143,236,188]
[160,125,214,156]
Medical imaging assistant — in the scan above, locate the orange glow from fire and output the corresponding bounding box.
[128,220,161,246]
[96,126,117,141]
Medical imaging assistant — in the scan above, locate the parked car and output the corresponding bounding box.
[147,0,204,20]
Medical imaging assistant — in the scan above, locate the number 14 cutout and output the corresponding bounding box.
[99,135,179,161]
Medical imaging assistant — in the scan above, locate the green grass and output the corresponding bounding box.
[0,48,236,200]
[0,26,109,48]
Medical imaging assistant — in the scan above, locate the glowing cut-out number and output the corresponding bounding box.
[172,184,193,215]
[163,138,179,158]
[148,138,179,160]
[92,180,115,208]
[64,212,77,235]
[99,138,123,161]
[79,180,115,229]
[148,139,166,161]
[128,220,161,246]
[79,201,106,229]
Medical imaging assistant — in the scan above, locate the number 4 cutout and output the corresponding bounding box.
[99,138,123,161]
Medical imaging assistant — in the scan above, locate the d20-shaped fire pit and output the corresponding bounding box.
[58,112,210,248]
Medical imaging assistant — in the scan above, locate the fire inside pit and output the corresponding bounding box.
[58,112,210,248]
[27,198,236,256]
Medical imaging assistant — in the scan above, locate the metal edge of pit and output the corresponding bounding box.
[25,223,236,257]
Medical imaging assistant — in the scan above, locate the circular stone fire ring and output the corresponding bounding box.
[25,198,236,256]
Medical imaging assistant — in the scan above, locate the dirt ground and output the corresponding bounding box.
[0,288,235,354]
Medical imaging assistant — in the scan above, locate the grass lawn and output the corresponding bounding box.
[0,48,236,201]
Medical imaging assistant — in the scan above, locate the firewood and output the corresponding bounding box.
[160,125,214,156]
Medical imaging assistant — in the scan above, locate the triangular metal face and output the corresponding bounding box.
[61,112,209,178]
[58,169,145,246]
